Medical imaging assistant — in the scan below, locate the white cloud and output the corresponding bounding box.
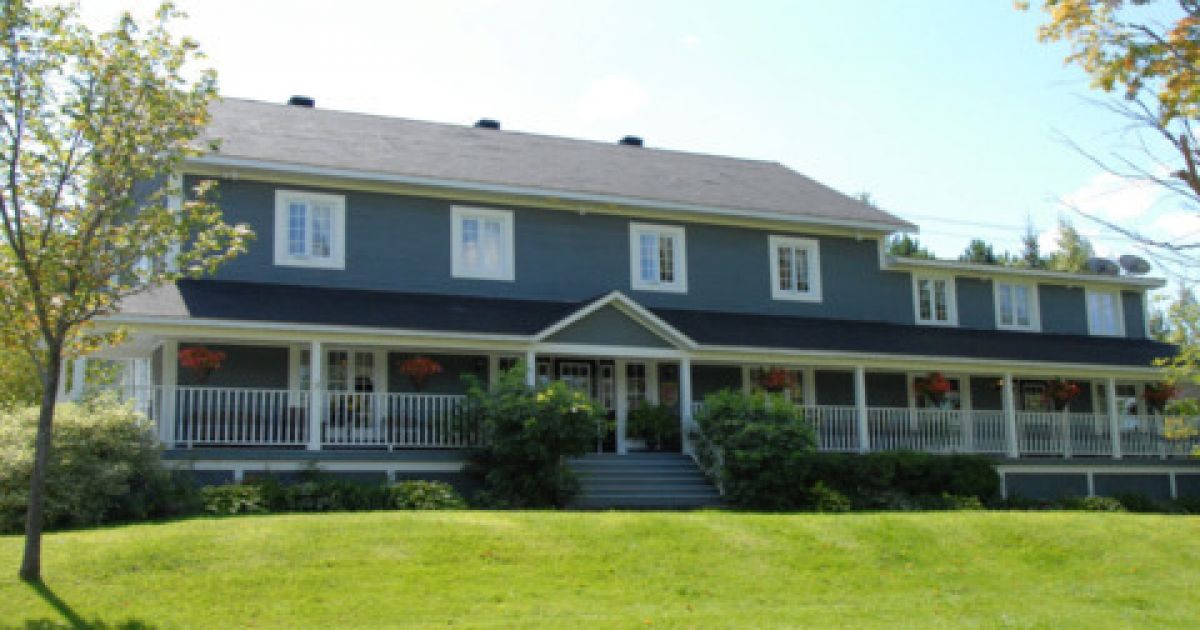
[681,34,701,47]
[578,75,648,122]
[1059,172,1161,221]
[1148,211,1200,242]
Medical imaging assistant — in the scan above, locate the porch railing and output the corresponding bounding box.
[690,402,1200,459]
[324,392,478,448]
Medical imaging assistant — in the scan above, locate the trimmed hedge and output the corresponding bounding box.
[200,478,466,515]
[796,451,1001,510]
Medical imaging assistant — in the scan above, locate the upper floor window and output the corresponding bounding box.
[629,222,687,292]
[274,190,346,269]
[913,273,957,325]
[451,206,514,281]
[995,281,1039,331]
[1087,288,1124,336]
[769,236,822,302]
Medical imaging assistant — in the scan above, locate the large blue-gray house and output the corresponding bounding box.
[89,97,1195,504]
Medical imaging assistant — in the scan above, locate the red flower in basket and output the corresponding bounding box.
[755,367,796,392]
[1144,382,1177,412]
[178,346,226,382]
[398,356,443,391]
[1044,378,1081,411]
[915,372,953,404]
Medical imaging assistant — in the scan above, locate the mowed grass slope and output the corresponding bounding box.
[2,511,1199,628]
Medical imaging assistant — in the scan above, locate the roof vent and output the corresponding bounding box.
[287,95,315,108]
[474,118,501,130]
[619,135,644,147]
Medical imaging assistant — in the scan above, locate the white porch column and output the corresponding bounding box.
[803,368,817,407]
[1002,372,1019,458]
[69,358,86,401]
[307,341,323,451]
[680,357,694,456]
[487,354,500,391]
[960,374,975,451]
[55,360,70,403]
[160,340,178,446]
[1107,376,1123,460]
[615,359,628,455]
[741,365,752,394]
[524,350,536,387]
[853,366,870,453]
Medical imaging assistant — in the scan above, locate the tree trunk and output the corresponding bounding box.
[19,349,62,582]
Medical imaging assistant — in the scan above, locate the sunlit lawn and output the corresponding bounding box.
[2,511,1199,628]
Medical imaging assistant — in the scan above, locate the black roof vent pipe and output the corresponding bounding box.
[474,119,501,130]
[287,95,316,107]
[619,135,644,147]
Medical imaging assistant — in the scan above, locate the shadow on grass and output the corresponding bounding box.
[8,580,155,630]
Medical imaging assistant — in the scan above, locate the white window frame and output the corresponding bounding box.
[768,235,822,302]
[1086,287,1126,337]
[451,205,515,281]
[629,222,687,293]
[912,273,958,326]
[993,280,1041,332]
[273,189,346,269]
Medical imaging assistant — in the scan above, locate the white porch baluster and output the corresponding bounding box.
[524,350,536,387]
[70,358,86,401]
[680,357,694,456]
[160,340,178,446]
[307,341,323,451]
[853,366,869,453]
[1002,373,1019,458]
[1107,376,1122,460]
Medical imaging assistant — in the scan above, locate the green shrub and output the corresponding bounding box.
[1059,496,1126,512]
[808,481,851,513]
[0,398,195,533]
[693,389,817,510]
[627,403,681,451]
[1169,496,1200,514]
[389,480,466,510]
[797,451,1000,510]
[465,366,601,508]
[1113,492,1161,513]
[200,484,267,515]
[253,473,391,512]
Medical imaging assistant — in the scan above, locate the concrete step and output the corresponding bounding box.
[568,452,722,510]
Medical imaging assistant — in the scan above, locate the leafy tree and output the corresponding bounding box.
[1047,219,1096,272]
[1023,1,1200,275]
[1017,218,1048,269]
[1158,286,1200,415]
[959,239,999,264]
[0,2,250,581]
[886,233,936,259]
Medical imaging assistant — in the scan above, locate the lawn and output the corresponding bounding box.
[1,511,1198,628]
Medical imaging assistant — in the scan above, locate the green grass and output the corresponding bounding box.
[2,511,1199,628]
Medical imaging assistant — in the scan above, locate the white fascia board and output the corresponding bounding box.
[886,256,1166,289]
[186,155,915,235]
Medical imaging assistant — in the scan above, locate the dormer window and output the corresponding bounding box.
[913,273,957,326]
[273,190,346,269]
[995,281,1040,331]
[1087,288,1124,336]
[629,222,687,292]
[769,236,822,302]
[451,206,515,281]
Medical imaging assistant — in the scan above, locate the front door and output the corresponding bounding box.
[326,349,379,437]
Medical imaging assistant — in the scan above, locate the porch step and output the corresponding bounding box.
[567,453,722,510]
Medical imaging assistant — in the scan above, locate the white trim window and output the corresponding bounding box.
[1087,288,1125,337]
[994,281,1039,331]
[913,274,957,325]
[769,236,822,302]
[451,206,515,281]
[273,190,346,269]
[629,222,687,292]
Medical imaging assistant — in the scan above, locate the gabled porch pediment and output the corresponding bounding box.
[535,291,695,350]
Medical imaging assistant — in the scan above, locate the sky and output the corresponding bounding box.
[76,0,1195,285]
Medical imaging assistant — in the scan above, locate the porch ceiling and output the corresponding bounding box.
[111,280,1175,369]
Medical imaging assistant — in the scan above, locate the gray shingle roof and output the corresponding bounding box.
[199,98,914,231]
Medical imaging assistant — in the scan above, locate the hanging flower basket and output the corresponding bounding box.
[178,346,226,383]
[1144,382,1177,414]
[914,372,953,406]
[398,356,443,391]
[753,367,795,392]
[1044,378,1081,411]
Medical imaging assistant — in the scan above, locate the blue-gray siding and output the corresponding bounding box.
[970,376,1004,411]
[1005,473,1088,500]
[1093,473,1171,501]
[955,277,993,329]
[177,343,288,389]
[1122,291,1146,339]
[547,306,672,347]
[1039,285,1088,335]
[692,365,741,402]
[387,353,486,395]
[198,178,915,323]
